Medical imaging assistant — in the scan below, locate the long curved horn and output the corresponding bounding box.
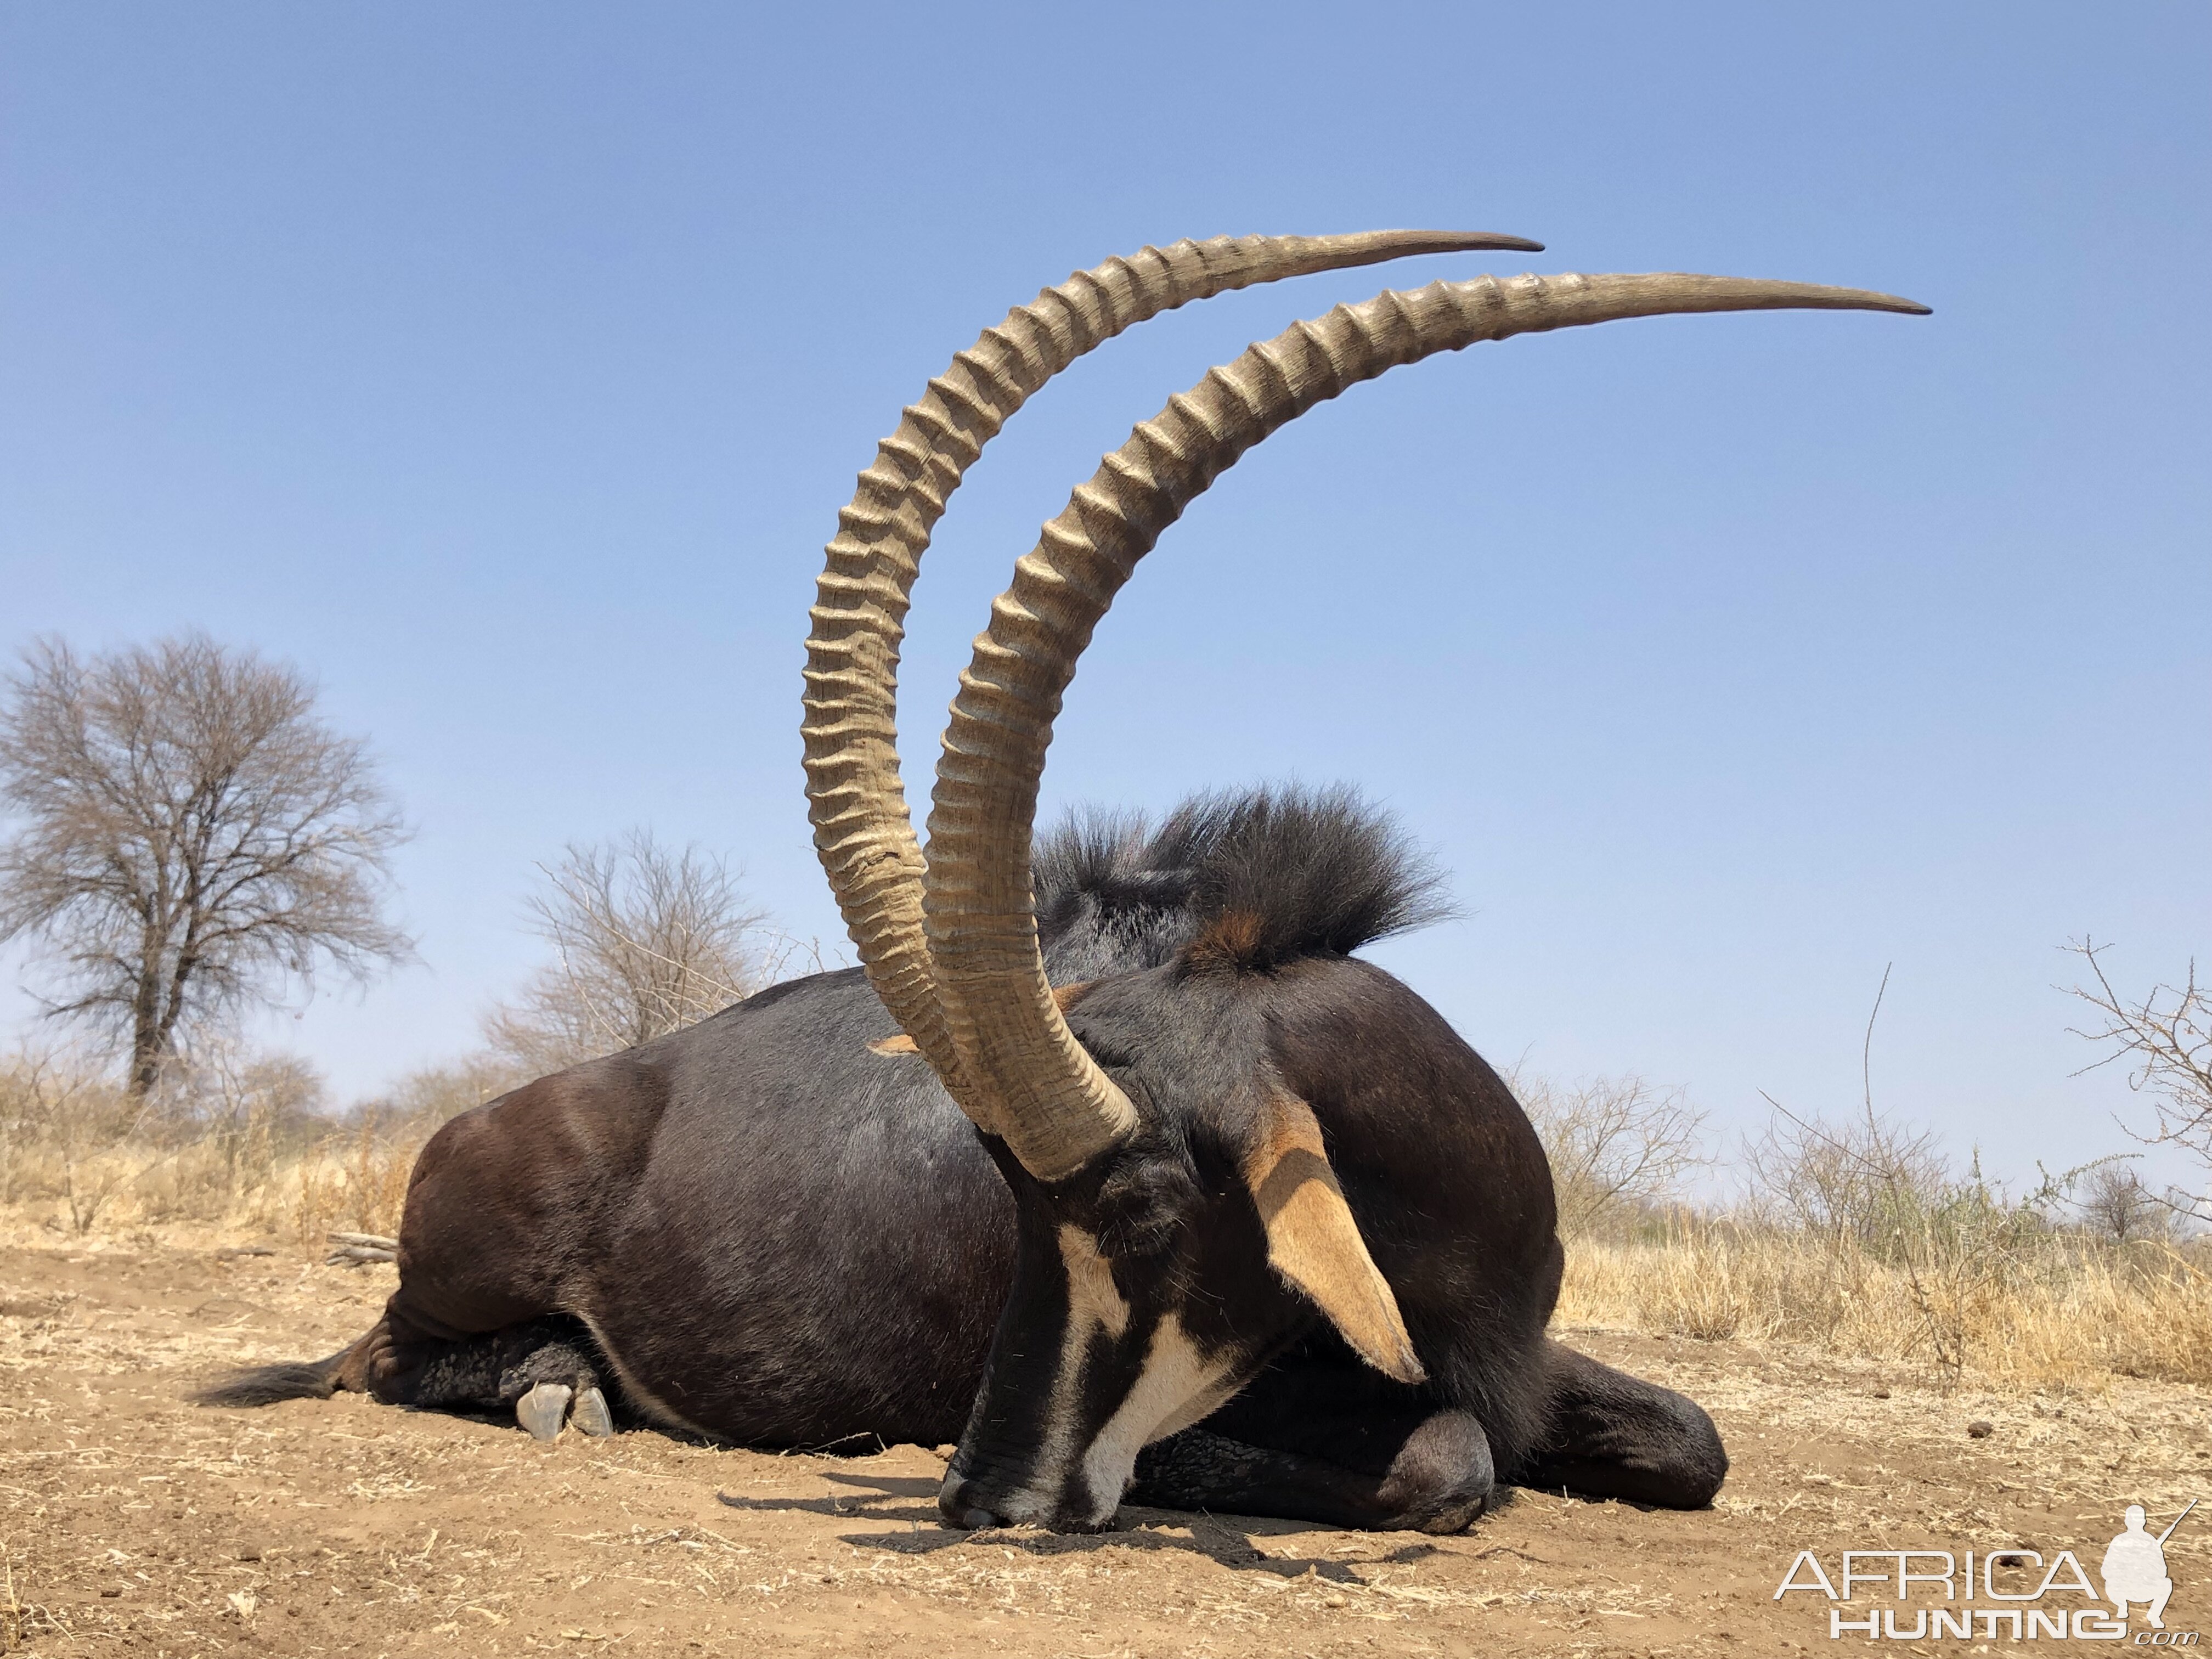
[799,230,1543,1127]
[923,270,1931,1180]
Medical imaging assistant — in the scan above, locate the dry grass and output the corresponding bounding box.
[0,1048,507,1246]
[9,1047,2212,1396]
[280,1115,436,1242]
[0,1125,436,1244]
[1560,1218,2212,1390]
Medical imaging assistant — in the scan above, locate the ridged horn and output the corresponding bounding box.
[799,230,1544,1130]
[923,271,1931,1180]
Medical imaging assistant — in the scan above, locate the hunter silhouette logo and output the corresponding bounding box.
[1775,1500,2197,1642]
[2106,1501,2192,1631]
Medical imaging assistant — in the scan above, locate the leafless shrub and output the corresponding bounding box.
[1741,1100,1952,1242]
[0,1035,520,1238]
[0,1045,152,1232]
[2066,938,2212,1224]
[136,1041,329,1220]
[1739,967,1952,1241]
[1511,1070,1707,1235]
[484,830,775,1075]
[0,634,413,1093]
[287,1107,421,1242]
[2069,1160,2174,1244]
[268,1054,524,1240]
[1562,1221,2212,1387]
[0,1039,338,1228]
[1734,967,2061,1389]
[348,1053,526,1137]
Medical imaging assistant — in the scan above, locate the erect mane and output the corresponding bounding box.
[1034,786,1453,981]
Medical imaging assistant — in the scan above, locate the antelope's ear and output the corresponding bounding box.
[1244,1089,1425,1385]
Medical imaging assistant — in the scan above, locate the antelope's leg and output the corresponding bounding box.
[1132,1408,1493,1534]
[1128,1345,1494,1532]
[370,1315,616,1440]
[1509,1340,1726,1508]
[496,1323,614,1439]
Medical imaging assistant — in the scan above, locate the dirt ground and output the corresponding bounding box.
[2,1232,2203,1657]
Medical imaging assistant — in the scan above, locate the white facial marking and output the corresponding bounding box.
[986,1231,1243,1528]
[992,1226,1132,1523]
[1074,1312,1239,1526]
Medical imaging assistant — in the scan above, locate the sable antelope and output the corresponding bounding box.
[202,231,1926,1533]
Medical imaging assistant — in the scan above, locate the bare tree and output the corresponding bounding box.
[2072,1160,2171,1244]
[2066,939,2212,1222]
[1741,970,2055,1388]
[1511,1070,1707,1234]
[0,635,413,1093]
[484,830,771,1075]
[1741,1102,1952,1241]
[1742,965,1950,1241]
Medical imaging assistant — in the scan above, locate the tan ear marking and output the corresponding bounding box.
[868,1034,921,1056]
[1245,1089,1426,1385]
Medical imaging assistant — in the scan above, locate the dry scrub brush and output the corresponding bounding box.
[1512,963,2212,1393]
[2067,938,2212,1226]
[483,831,776,1076]
[0,1046,156,1233]
[1509,1070,1707,1238]
[1536,964,2212,1391]
[1532,1075,2212,1391]
[1559,1216,2212,1390]
[0,1045,521,1242]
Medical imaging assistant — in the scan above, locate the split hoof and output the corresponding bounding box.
[571,1386,614,1438]
[516,1381,572,1441]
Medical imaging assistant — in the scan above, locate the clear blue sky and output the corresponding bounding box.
[3,3,2206,1196]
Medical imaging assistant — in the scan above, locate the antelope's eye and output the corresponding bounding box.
[1094,1153,1202,1262]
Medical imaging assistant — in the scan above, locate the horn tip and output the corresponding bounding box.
[1455,231,1545,253]
[1380,229,1542,256]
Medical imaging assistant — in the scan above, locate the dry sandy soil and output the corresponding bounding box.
[2,1232,2203,1657]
